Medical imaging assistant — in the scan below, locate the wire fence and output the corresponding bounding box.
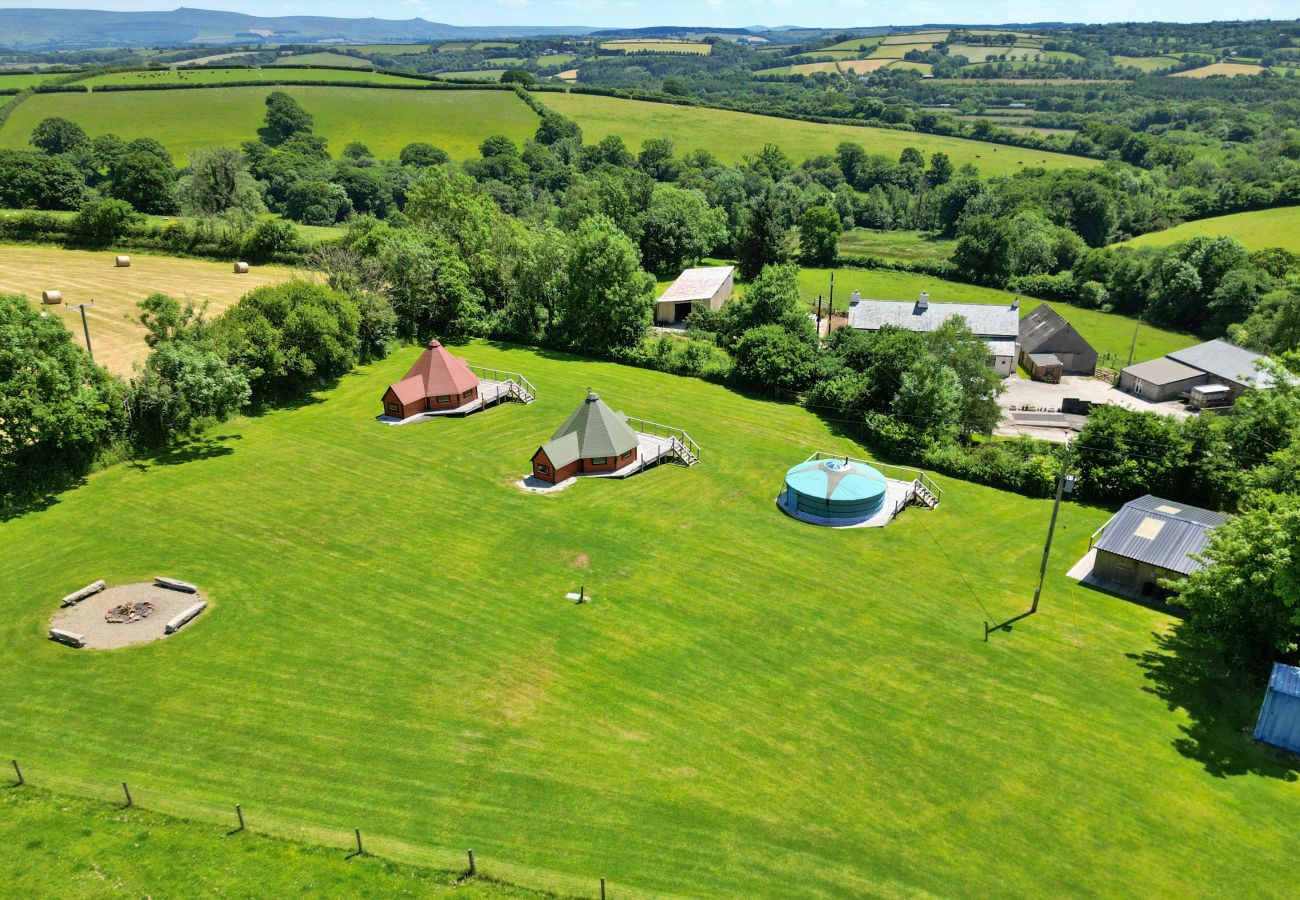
[5,760,614,899]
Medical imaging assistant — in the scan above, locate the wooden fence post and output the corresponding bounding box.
[11,760,23,786]
[601,876,607,899]
[121,782,133,808]
[467,848,476,876]
[235,803,245,831]
[354,828,363,855]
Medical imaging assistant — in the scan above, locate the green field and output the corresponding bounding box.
[333,43,432,55]
[838,228,956,262]
[600,39,711,55]
[2,787,535,898]
[0,71,63,91]
[1112,54,1182,71]
[0,86,538,162]
[537,52,576,67]
[539,93,1099,176]
[3,341,1296,896]
[271,51,376,68]
[795,267,1198,362]
[1117,205,1300,254]
[821,36,884,52]
[439,70,508,81]
[869,42,937,59]
[78,67,418,88]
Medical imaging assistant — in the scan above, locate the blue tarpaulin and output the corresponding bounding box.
[1253,663,1300,755]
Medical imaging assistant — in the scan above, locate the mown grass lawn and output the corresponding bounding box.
[2,342,1296,897]
[538,93,1098,176]
[1,787,536,898]
[0,86,539,162]
[1117,205,1300,254]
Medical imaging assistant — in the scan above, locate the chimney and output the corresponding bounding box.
[850,290,861,306]
[917,291,929,310]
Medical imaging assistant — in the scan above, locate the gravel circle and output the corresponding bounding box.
[50,582,207,650]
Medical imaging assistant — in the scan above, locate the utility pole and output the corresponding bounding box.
[65,301,95,363]
[1126,319,1140,368]
[1031,439,1072,614]
[816,294,823,336]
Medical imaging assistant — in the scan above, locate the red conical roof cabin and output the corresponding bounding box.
[381,340,480,419]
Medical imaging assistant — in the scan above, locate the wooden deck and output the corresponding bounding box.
[379,380,524,425]
[584,433,682,478]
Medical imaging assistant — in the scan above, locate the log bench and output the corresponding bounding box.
[154,576,197,593]
[61,579,106,607]
[165,601,206,634]
[49,628,86,648]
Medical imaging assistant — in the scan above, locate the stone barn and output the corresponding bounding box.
[381,340,479,419]
[1018,304,1097,377]
[1086,495,1230,599]
[847,292,1020,377]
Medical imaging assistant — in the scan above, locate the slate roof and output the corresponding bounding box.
[1120,356,1204,386]
[987,339,1018,358]
[1019,303,1095,356]
[539,390,638,467]
[847,298,1019,338]
[658,266,735,304]
[1167,339,1276,388]
[387,340,478,402]
[1093,494,1231,575]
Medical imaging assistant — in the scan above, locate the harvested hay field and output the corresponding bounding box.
[0,245,304,375]
[1171,62,1264,78]
[50,582,206,650]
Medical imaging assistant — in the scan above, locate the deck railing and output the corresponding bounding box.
[469,366,537,400]
[806,451,942,505]
[627,417,702,461]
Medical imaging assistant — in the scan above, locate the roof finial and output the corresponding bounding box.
[586,387,598,402]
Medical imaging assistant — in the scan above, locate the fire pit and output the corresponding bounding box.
[105,601,155,624]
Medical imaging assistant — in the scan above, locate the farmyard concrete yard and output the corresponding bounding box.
[2,341,1295,897]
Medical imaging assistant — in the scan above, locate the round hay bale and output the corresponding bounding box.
[41,290,62,304]
[233,261,250,274]
[114,255,131,268]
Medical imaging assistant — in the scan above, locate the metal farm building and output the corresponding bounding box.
[1088,495,1230,599]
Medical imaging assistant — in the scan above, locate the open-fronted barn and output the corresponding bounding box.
[655,266,735,325]
[1085,494,1230,598]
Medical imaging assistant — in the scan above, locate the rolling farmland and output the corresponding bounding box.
[1117,206,1300,254]
[0,86,539,161]
[539,92,1099,175]
[0,244,304,375]
[75,68,422,88]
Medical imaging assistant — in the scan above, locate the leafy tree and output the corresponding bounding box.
[0,150,88,209]
[577,135,634,171]
[638,185,726,276]
[107,149,178,214]
[178,147,266,219]
[797,204,841,266]
[30,117,88,156]
[260,91,315,147]
[399,142,449,168]
[892,354,962,446]
[534,113,582,147]
[558,166,653,241]
[375,231,485,338]
[214,282,360,402]
[552,215,653,355]
[1173,494,1300,670]
[500,69,536,87]
[89,133,127,174]
[283,179,352,225]
[924,317,1005,436]
[71,198,140,246]
[1073,405,1192,503]
[0,293,123,504]
[735,189,789,281]
[1231,287,1300,355]
[927,152,953,186]
[333,165,393,217]
[731,323,817,392]
[899,147,925,168]
[496,221,570,343]
[341,142,372,162]
[638,138,679,182]
[661,76,690,97]
[242,218,301,263]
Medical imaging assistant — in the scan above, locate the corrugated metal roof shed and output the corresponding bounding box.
[1254,662,1300,755]
[1120,356,1204,386]
[847,299,1019,339]
[1268,662,1300,699]
[658,266,735,303]
[1092,494,1230,575]
[1029,352,1062,366]
[1168,339,1275,388]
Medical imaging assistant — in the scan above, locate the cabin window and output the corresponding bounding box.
[466,387,476,398]
[537,464,551,475]
[590,457,608,466]
[387,402,400,413]
[436,395,451,403]
[620,449,634,460]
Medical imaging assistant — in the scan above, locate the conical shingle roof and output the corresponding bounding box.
[388,340,478,403]
[540,390,638,466]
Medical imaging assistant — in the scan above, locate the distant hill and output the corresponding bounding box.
[0,7,593,49]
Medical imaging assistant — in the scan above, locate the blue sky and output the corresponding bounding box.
[3,0,1296,28]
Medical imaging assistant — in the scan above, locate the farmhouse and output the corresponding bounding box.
[530,389,700,483]
[380,340,537,422]
[655,266,735,325]
[847,291,1020,377]
[1118,339,1276,406]
[1017,303,1097,379]
[1085,494,1230,599]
